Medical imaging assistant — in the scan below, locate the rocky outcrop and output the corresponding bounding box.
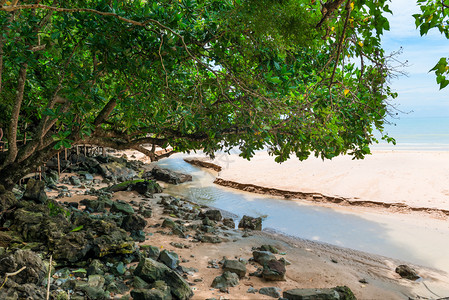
[223,259,246,278]
[395,265,420,280]
[22,178,47,204]
[147,166,192,184]
[238,215,262,231]
[134,258,193,299]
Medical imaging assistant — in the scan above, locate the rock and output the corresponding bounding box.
[283,286,355,300]
[132,276,151,289]
[211,271,239,289]
[222,218,235,228]
[69,176,82,186]
[134,258,171,283]
[203,209,222,221]
[395,265,420,280]
[283,288,340,300]
[87,259,105,276]
[53,232,92,263]
[88,274,105,289]
[131,230,146,242]
[247,287,258,293]
[259,287,282,298]
[259,245,279,254]
[150,166,193,184]
[80,198,105,213]
[99,161,137,181]
[84,173,94,182]
[238,215,262,231]
[223,260,246,278]
[0,189,18,211]
[76,285,109,300]
[199,235,222,243]
[159,250,179,269]
[92,229,134,258]
[134,258,193,299]
[162,218,177,229]
[262,259,286,281]
[121,214,147,232]
[0,249,47,285]
[23,178,47,204]
[0,283,47,300]
[131,288,172,300]
[253,251,276,266]
[132,180,162,195]
[141,245,160,260]
[111,200,135,215]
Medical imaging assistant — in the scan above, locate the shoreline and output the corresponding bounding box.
[184,157,449,219]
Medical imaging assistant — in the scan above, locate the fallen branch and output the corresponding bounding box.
[0,266,27,291]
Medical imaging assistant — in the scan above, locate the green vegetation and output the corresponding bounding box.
[0,0,447,189]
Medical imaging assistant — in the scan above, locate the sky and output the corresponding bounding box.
[381,0,448,119]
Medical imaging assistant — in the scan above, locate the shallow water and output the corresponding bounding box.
[157,154,449,272]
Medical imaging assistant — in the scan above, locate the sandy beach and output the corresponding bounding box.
[208,150,449,211]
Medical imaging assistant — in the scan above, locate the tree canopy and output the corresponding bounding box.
[0,0,447,188]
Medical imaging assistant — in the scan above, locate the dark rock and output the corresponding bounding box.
[395,265,420,280]
[80,199,105,213]
[134,258,193,299]
[162,218,177,229]
[84,173,94,182]
[262,259,286,281]
[69,176,81,186]
[283,286,355,300]
[76,285,109,300]
[53,232,92,263]
[0,250,47,285]
[88,274,106,289]
[121,214,147,232]
[108,179,144,193]
[87,259,105,276]
[23,178,47,204]
[111,200,135,215]
[0,283,46,300]
[99,161,137,181]
[140,208,153,218]
[247,287,258,293]
[141,245,160,260]
[203,209,222,221]
[199,234,222,243]
[150,166,193,184]
[159,250,179,269]
[253,250,276,265]
[0,189,18,211]
[238,215,262,231]
[222,218,235,229]
[259,245,279,254]
[211,271,239,289]
[132,180,162,195]
[92,229,134,258]
[202,217,216,227]
[132,276,151,289]
[131,230,146,242]
[259,287,281,298]
[223,260,246,278]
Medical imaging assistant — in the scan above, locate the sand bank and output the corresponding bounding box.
[204,150,449,212]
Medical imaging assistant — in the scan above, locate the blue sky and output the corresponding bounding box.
[382,0,448,119]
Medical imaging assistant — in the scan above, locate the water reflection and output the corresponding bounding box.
[157,154,448,271]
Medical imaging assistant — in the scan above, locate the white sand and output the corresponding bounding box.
[211,150,449,211]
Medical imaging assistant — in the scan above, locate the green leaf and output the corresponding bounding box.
[71,225,84,232]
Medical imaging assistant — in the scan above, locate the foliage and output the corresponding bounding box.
[414,0,449,89]
[0,0,441,188]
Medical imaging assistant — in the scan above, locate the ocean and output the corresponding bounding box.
[374,116,449,151]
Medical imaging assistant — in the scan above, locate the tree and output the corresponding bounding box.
[414,0,449,89]
[0,0,406,189]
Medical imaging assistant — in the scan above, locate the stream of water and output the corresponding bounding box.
[156,154,449,273]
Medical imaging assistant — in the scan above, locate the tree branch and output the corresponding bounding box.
[3,64,27,166]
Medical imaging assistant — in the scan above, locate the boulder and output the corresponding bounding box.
[253,250,276,265]
[53,232,92,263]
[159,250,179,269]
[98,161,137,181]
[132,180,162,195]
[223,260,246,278]
[92,229,134,258]
[238,215,262,231]
[262,259,286,281]
[80,199,105,213]
[259,287,282,298]
[222,218,235,228]
[203,209,222,221]
[69,176,82,186]
[283,288,340,300]
[150,166,192,184]
[259,245,279,254]
[111,201,135,215]
[23,178,47,204]
[141,245,160,260]
[121,214,147,232]
[395,265,420,280]
[211,271,239,289]
[0,249,47,285]
[134,258,193,299]
[0,188,18,211]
